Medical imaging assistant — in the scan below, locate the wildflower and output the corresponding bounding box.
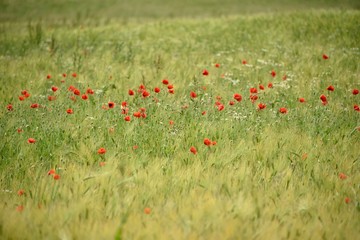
[17,128,23,133]
[17,189,25,196]
[53,174,60,180]
[133,145,138,150]
[142,90,150,98]
[190,91,197,98]
[229,101,235,106]
[217,104,224,111]
[99,162,106,167]
[72,72,77,78]
[271,70,276,77]
[169,120,174,125]
[354,105,360,112]
[133,112,141,118]
[108,102,115,109]
[299,98,305,103]
[339,173,347,180]
[233,93,242,102]
[124,116,131,122]
[201,111,206,115]
[46,74,51,79]
[259,85,265,90]
[27,138,36,144]
[190,146,197,154]
[86,88,94,95]
[121,101,127,107]
[322,54,329,60]
[51,86,58,92]
[242,60,247,65]
[327,85,335,91]
[154,87,160,93]
[121,107,129,115]
[352,89,359,95]
[320,94,327,105]
[204,138,212,146]
[66,108,73,114]
[168,89,174,94]
[250,88,257,94]
[258,103,266,110]
[144,207,151,214]
[212,141,217,145]
[30,103,39,108]
[345,197,351,204]
[73,89,80,96]
[282,75,287,80]
[48,96,56,101]
[68,85,76,92]
[16,205,24,212]
[98,148,106,154]
[62,73,67,78]
[81,94,88,100]
[47,169,56,175]
[250,94,258,103]
[279,107,288,114]
[162,79,169,85]
[167,84,174,90]
[202,69,209,76]
[140,108,146,112]
[7,104,13,111]
[19,96,25,101]
[268,82,273,88]
[214,63,220,68]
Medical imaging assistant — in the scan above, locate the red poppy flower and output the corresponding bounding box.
[299,98,305,103]
[250,88,257,94]
[99,162,106,167]
[339,173,347,180]
[140,107,146,112]
[16,205,24,212]
[66,108,73,114]
[17,189,25,196]
[142,91,150,98]
[53,174,60,180]
[322,54,329,60]
[86,88,94,95]
[46,74,51,79]
[320,94,327,103]
[352,89,359,95]
[201,111,206,115]
[144,207,151,214]
[7,104,13,111]
[217,104,224,111]
[190,91,197,98]
[169,120,174,125]
[139,84,146,90]
[68,85,76,92]
[30,103,39,108]
[121,101,127,107]
[19,96,25,101]
[229,101,235,106]
[17,128,23,133]
[133,145,138,150]
[282,75,287,80]
[212,141,217,145]
[250,94,258,103]
[279,107,288,114]
[233,93,242,102]
[268,82,273,88]
[214,63,220,68]
[202,69,209,76]
[72,73,77,78]
[81,94,88,100]
[27,138,36,144]
[242,60,247,65]
[47,169,56,175]
[204,138,212,146]
[259,85,265,90]
[271,70,276,77]
[51,86,58,92]
[62,73,67,78]
[133,112,141,118]
[345,197,351,204]
[258,103,266,110]
[168,89,174,94]
[73,89,80,96]
[167,84,174,90]
[108,102,115,108]
[162,79,169,85]
[121,107,129,115]
[48,96,56,101]
[98,148,106,154]
[124,116,131,122]
[327,85,335,91]
[354,105,360,112]
[190,146,197,154]
[154,87,160,93]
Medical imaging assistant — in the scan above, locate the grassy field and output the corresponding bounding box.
[1,0,360,239]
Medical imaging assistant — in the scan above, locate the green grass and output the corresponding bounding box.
[0,1,360,239]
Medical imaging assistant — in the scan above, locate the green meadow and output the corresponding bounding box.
[0,0,359,239]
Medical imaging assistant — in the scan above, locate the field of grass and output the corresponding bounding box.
[1,0,360,239]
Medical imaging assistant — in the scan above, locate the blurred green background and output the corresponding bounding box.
[1,0,359,22]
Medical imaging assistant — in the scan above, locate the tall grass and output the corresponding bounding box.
[0,3,359,240]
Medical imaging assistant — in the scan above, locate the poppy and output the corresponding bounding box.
[320,94,327,104]
[190,146,197,154]
[142,91,150,98]
[217,104,224,111]
[212,141,217,145]
[229,101,235,106]
[128,89,134,96]
[354,105,360,112]
[279,107,288,114]
[322,54,329,60]
[16,205,24,212]
[299,98,305,103]
[124,116,131,122]
[19,96,25,101]
[268,82,273,88]
[7,104,13,111]
[233,93,242,102]
[327,85,335,91]
[214,63,220,68]
[86,88,94,95]
[108,102,115,109]
[72,73,77,78]
[259,85,265,90]
[201,111,206,115]
[81,94,88,100]
[204,138,212,146]
[271,70,276,77]
[98,148,106,154]
[282,75,287,80]
[99,162,106,167]
[162,79,169,85]
[144,207,151,214]
[250,88,257,94]
[190,91,197,98]
[121,108,129,115]
[140,108,146,112]
[48,169,56,175]
[250,95,258,102]
[121,101,127,107]
[48,96,56,101]
[154,87,160,93]
[202,69,209,76]
[345,197,351,204]
[169,120,174,125]
[352,89,359,95]
[17,189,25,196]
[30,103,39,108]
[258,103,266,110]
[167,84,174,90]
[73,89,80,96]
[242,60,247,65]
[46,74,51,79]
[133,112,141,118]
[339,173,347,180]
[168,89,174,94]
[51,86,58,92]
[53,174,60,180]
[27,138,36,144]
[66,108,73,114]
[68,85,76,92]
[62,73,67,78]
